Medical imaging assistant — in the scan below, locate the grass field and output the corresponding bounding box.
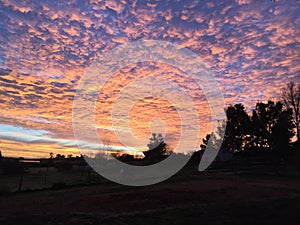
[1,169,300,225]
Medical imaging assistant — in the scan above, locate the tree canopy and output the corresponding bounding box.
[143,133,172,163]
[202,99,295,159]
[281,81,300,140]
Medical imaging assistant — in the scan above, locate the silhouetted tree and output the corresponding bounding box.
[251,101,294,153]
[200,134,211,151]
[55,154,65,159]
[250,101,280,150]
[272,108,295,156]
[281,81,300,140]
[117,153,134,162]
[222,104,251,152]
[143,133,172,162]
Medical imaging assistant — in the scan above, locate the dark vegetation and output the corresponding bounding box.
[114,82,300,173]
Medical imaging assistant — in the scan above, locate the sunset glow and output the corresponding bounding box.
[0,0,299,158]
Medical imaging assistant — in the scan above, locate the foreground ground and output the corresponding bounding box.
[0,171,300,225]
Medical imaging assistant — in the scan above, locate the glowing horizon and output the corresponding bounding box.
[0,0,299,158]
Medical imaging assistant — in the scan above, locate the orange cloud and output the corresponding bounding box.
[0,0,299,158]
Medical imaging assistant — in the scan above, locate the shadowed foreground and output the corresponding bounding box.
[1,173,300,225]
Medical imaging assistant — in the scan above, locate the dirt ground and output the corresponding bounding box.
[1,173,300,224]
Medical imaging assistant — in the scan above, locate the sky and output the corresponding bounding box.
[0,0,299,158]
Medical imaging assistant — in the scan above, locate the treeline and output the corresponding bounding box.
[117,101,295,166]
[211,100,294,155]
[201,81,299,158]
[117,81,300,167]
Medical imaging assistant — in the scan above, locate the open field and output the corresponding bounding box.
[0,166,92,192]
[1,172,300,225]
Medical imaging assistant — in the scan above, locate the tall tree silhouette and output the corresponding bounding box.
[251,101,281,150]
[272,108,295,157]
[222,104,251,152]
[143,133,171,162]
[251,101,294,152]
[281,81,300,140]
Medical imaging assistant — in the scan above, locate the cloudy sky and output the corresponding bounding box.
[0,0,299,158]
